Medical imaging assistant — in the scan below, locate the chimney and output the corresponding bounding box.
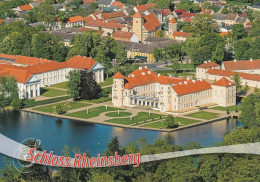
[250,58,253,61]
[184,81,187,84]
[131,74,134,77]
[142,72,145,75]
[179,82,182,85]
[139,67,142,70]
[169,74,172,77]
[148,71,151,74]
[187,77,190,80]
[158,73,160,77]
[208,60,211,62]
[204,61,207,63]
[145,66,147,68]
[234,59,237,62]
[192,80,195,83]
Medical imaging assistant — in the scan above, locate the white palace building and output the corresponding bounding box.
[112,66,236,113]
[0,54,105,99]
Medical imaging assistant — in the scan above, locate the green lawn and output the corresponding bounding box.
[41,88,67,97]
[185,111,220,120]
[83,97,112,103]
[143,117,200,129]
[51,82,68,89]
[211,105,240,112]
[34,101,91,113]
[105,112,132,117]
[99,77,113,87]
[105,112,163,125]
[66,106,124,119]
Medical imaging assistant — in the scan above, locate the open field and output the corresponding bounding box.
[41,88,67,97]
[66,106,124,119]
[185,111,220,120]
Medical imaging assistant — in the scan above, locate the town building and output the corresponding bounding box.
[132,11,161,42]
[97,0,115,7]
[112,31,139,42]
[112,67,236,113]
[0,54,105,99]
[65,16,85,28]
[196,60,260,88]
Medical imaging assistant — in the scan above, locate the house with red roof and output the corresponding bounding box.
[0,55,105,98]
[112,66,236,112]
[85,20,125,34]
[132,11,161,42]
[66,16,85,28]
[0,68,40,99]
[171,31,191,42]
[112,31,139,42]
[196,61,220,79]
[134,3,156,12]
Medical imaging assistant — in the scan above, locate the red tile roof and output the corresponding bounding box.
[135,3,155,12]
[111,1,124,9]
[133,11,142,18]
[85,20,124,30]
[19,4,33,11]
[213,77,235,87]
[173,31,191,38]
[207,68,260,82]
[241,12,247,18]
[0,19,4,24]
[112,31,134,40]
[174,9,186,14]
[83,16,94,24]
[67,16,84,23]
[173,79,212,95]
[82,0,96,5]
[113,72,125,79]
[0,53,17,60]
[66,56,96,70]
[184,18,191,22]
[220,32,228,36]
[197,62,219,69]
[124,67,184,89]
[223,60,260,70]
[143,13,161,32]
[179,12,196,18]
[0,68,33,83]
[101,11,126,19]
[169,18,177,23]
[161,9,172,16]
[15,56,54,65]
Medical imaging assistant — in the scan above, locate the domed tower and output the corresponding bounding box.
[133,11,144,42]
[168,18,177,36]
[112,72,125,106]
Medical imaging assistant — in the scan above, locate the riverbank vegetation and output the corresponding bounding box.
[185,111,220,120]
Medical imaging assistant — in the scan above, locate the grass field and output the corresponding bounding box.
[105,112,163,125]
[105,112,132,117]
[211,105,240,112]
[41,88,67,97]
[34,101,91,113]
[185,111,220,120]
[51,82,69,89]
[143,117,200,129]
[83,97,112,103]
[99,77,113,87]
[66,106,124,119]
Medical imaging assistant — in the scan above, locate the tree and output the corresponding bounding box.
[164,115,176,129]
[231,72,242,91]
[232,24,247,40]
[254,87,259,93]
[153,48,162,61]
[67,70,81,101]
[192,47,211,66]
[104,136,124,156]
[157,30,165,37]
[0,75,19,99]
[211,43,225,63]
[242,82,249,95]
[56,104,66,114]
[171,61,179,74]
[79,70,102,100]
[239,93,260,128]
[11,98,23,110]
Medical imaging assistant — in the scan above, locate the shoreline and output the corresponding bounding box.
[21,108,236,132]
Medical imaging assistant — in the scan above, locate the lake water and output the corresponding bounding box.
[0,110,243,168]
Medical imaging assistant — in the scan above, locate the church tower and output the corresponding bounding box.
[168,18,177,36]
[133,11,143,42]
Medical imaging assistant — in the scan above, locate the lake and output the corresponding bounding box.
[0,110,242,168]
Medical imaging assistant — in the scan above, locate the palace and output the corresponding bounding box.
[112,67,236,113]
[0,54,105,99]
